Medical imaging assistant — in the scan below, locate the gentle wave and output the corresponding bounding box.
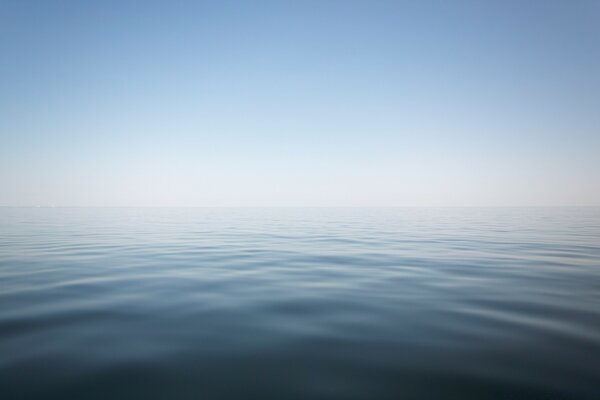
[1,207,599,399]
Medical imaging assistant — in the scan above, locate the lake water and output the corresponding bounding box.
[1,207,599,399]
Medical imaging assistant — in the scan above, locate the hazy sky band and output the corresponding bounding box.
[1,0,598,206]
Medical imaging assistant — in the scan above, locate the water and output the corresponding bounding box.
[1,207,599,399]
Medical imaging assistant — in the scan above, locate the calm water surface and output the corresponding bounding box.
[1,207,599,399]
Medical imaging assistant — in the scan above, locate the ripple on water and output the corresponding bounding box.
[0,207,599,399]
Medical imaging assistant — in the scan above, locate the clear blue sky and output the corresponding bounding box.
[1,0,598,206]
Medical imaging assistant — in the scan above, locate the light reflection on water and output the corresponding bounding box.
[1,207,599,399]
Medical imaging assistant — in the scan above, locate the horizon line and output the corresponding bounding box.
[1,205,598,209]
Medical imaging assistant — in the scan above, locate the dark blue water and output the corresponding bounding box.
[1,207,599,399]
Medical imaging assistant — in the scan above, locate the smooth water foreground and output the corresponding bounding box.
[0,207,599,399]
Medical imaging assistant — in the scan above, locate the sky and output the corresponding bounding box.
[1,0,598,207]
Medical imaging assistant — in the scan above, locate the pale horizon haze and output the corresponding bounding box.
[1,0,599,207]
